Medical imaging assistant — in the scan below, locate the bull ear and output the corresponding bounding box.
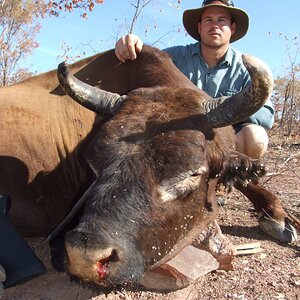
[45,180,98,242]
[202,54,273,128]
[57,62,126,115]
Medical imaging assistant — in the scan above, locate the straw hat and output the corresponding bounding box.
[183,0,249,43]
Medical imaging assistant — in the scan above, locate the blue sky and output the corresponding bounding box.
[26,0,300,78]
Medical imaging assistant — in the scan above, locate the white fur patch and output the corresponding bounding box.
[159,166,207,202]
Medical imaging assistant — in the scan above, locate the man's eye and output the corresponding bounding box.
[218,18,229,24]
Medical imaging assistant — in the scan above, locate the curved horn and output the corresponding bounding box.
[202,54,274,128]
[57,62,126,116]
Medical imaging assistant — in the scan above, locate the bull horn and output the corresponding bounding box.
[202,54,274,128]
[57,62,126,115]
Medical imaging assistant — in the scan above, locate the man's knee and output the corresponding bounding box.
[235,124,269,159]
[247,139,268,159]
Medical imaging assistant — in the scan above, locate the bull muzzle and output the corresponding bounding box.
[64,229,145,287]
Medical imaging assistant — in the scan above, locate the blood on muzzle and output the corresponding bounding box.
[65,239,120,284]
[96,249,119,279]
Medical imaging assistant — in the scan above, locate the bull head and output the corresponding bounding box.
[57,49,273,287]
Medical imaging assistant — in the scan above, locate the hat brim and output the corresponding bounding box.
[183,4,249,43]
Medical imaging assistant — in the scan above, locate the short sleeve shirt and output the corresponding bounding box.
[164,42,274,129]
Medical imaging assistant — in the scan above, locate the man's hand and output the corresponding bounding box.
[115,34,143,63]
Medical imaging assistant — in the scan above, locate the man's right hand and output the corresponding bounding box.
[115,34,143,63]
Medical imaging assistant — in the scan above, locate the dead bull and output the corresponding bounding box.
[56,46,297,287]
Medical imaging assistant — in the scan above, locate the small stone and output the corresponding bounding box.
[259,253,267,259]
[274,293,285,299]
[293,279,300,287]
[215,269,227,275]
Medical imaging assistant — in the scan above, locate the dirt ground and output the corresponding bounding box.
[2,131,300,300]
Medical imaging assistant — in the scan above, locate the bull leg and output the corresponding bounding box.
[235,182,298,243]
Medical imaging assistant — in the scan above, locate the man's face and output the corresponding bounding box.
[198,6,236,48]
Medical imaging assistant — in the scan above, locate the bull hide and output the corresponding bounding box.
[0,49,134,235]
[55,46,286,287]
[0,45,297,289]
[0,45,242,236]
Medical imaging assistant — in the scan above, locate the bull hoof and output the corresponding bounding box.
[259,217,298,243]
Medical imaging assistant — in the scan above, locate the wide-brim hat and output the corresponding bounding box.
[183,0,249,43]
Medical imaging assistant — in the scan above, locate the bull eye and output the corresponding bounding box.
[189,167,206,177]
[191,172,200,177]
[159,167,207,203]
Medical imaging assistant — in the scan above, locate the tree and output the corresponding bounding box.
[57,0,156,63]
[125,0,152,34]
[58,0,183,64]
[271,34,300,137]
[0,0,45,86]
[0,0,104,86]
[47,0,104,18]
[273,71,300,136]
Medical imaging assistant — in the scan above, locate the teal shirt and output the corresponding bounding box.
[164,42,274,129]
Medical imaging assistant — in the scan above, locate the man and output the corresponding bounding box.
[115,0,274,160]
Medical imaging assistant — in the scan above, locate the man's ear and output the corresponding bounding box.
[231,22,236,35]
[197,22,201,35]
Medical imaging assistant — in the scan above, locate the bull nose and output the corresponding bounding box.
[64,229,145,286]
[94,248,119,280]
[65,239,119,285]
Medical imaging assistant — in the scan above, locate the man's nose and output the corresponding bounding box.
[210,20,220,27]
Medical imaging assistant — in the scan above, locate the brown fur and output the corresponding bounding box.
[0,45,286,239]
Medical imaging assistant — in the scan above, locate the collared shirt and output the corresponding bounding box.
[164,42,274,129]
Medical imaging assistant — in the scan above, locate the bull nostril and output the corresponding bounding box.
[110,249,119,262]
[95,249,119,279]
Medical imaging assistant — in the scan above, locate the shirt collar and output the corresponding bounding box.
[223,47,233,67]
[195,43,233,67]
[192,42,201,56]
